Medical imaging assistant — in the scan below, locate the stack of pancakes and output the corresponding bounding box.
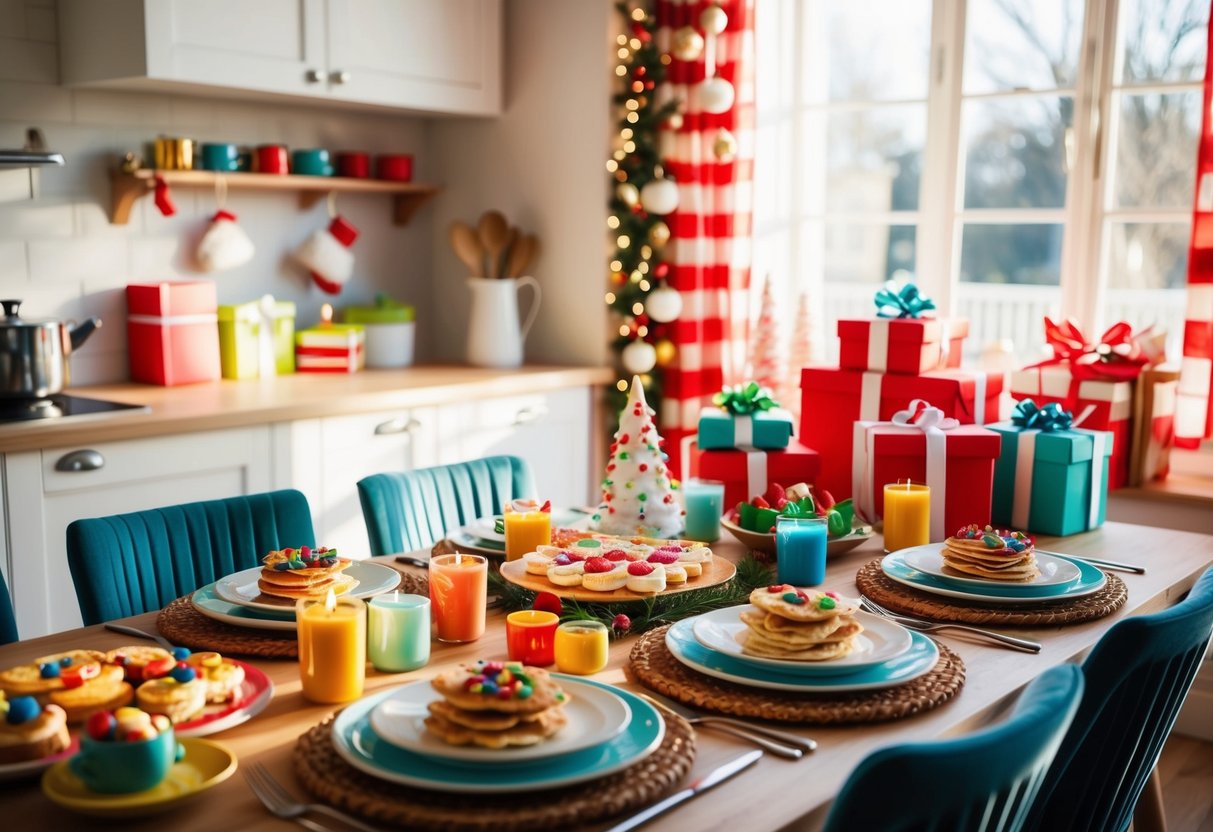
[257,548,355,600]
[740,585,864,662]
[425,662,569,749]
[942,524,1038,582]
[0,649,133,723]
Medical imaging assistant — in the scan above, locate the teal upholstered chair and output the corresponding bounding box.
[66,489,315,625]
[823,664,1084,832]
[1024,565,1213,832]
[0,568,17,645]
[358,456,534,555]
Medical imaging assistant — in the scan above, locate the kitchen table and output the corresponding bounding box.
[0,521,1208,831]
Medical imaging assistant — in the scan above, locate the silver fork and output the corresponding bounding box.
[859,595,1042,654]
[244,761,380,832]
[636,690,816,758]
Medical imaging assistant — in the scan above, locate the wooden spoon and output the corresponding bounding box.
[477,211,510,279]
[449,221,485,277]
[505,233,538,279]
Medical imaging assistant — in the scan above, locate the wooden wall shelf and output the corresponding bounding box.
[110,169,440,226]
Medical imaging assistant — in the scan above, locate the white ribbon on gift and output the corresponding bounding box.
[679,430,768,498]
[852,398,959,540]
[938,318,952,368]
[1011,427,1108,531]
[867,320,890,372]
[127,313,218,326]
[734,414,754,447]
[256,294,278,380]
[859,370,989,424]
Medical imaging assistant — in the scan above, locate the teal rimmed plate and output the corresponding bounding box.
[190,583,295,631]
[900,544,1082,589]
[881,549,1106,605]
[331,677,664,793]
[666,617,939,693]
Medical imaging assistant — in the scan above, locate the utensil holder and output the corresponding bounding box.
[465,276,541,368]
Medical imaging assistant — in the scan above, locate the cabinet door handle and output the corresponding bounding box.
[513,405,549,426]
[305,68,323,83]
[330,70,351,84]
[374,417,421,436]
[55,449,105,472]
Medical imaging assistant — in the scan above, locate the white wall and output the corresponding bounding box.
[429,0,613,366]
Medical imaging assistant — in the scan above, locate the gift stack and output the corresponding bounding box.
[798,283,1005,527]
[690,382,820,510]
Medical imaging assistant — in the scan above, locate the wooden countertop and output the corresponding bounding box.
[0,365,614,453]
[0,523,1209,831]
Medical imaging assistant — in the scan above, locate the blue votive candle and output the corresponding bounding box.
[776,516,828,586]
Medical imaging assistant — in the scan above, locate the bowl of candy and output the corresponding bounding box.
[721,482,872,557]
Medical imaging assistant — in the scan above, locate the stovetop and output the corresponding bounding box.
[0,394,149,423]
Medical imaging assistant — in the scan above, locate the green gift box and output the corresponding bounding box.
[697,407,794,450]
[218,298,296,379]
[990,422,1113,536]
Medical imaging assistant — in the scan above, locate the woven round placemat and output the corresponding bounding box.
[293,707,696,832]
[629,624,964,725]
[155,571,429,659]
[855,559,1127,627]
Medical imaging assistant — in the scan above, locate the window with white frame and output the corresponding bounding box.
[753,0,1208,368]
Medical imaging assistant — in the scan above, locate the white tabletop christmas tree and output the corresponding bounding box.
[592,375,684,538]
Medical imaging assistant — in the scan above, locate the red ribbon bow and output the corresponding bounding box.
[1029,317,1148,413]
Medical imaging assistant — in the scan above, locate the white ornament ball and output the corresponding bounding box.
[699,77,735,114]
[700,4,728,35]
[645,285,683,323]
[671,25,705,61]
[622,339,657,374]
[640,177,680,215]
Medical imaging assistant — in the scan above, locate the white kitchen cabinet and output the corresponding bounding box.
[59,0,502,116]
[4,426,274,637]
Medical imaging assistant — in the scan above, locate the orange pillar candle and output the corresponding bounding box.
[296,590,366,704]
[883,481,931,553]
[429,553,488,642]
[503,501,552,561]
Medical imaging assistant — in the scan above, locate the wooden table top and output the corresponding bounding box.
[1,521,1209,831]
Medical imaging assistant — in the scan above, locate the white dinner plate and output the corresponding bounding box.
[900,544,1081,589]
[213,559,401,612]
[691,606,913,676]
[369,677,631,764]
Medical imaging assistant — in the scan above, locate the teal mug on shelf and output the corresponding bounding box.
[70,729,184,794]
[199,142,240,172]
[292,148,334,176]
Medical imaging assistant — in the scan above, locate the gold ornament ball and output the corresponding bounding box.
[667,112,684,130]
[671,26,705,61]
[655,338,677,367]
[713,127,738,161]
[617,182,640,207]
[649,220,671,248]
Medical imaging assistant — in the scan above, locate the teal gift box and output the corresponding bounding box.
[697,407,794,450]
[990,422,1114,536]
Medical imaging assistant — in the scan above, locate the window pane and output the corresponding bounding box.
[1118,0,1209,83]
[959,223,1064,284]
[962,97,1072,209]
[817,106,926,212]
[803,0,931,103]
[1105,221,1190,290]
[815,222,918,284]
[963,0,1084,94]
[1111,92,1201,209]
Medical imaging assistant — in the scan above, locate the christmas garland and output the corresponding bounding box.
[488,554,773,638]
[605,2,683,415]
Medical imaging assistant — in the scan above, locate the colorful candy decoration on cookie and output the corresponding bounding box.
[463,661,539,701]
[0,693,70,764]
[87,706,172,743]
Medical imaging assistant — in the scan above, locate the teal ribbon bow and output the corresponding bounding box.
[712,381,780,415]
[874,282,936,319]
[1011,398,1073,432]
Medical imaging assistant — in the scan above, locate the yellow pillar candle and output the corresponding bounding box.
[296,590,366,703]
[883,481,931,553]
[503,501,552,561]
[553,620,609,675]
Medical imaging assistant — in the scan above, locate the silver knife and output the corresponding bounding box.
[1037,550,1147,574]
[602,750,763,832]
[104,622,176,652]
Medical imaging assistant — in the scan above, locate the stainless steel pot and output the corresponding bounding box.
[0,299,101,398]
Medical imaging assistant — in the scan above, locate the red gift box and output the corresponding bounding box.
[852,407,1001,540]
[799,367,1004,500]
[126,281,220,386]
[695,438,822,510]
[838,317,968,375]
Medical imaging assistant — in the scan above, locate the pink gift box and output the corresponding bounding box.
[126,281,220,386]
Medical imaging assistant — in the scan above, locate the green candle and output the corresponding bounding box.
[367,592,430,672]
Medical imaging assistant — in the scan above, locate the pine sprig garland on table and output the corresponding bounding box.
[605,0,683,416]
[488,555,773,638]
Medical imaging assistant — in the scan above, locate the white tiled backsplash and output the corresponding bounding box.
[0,0,436,385]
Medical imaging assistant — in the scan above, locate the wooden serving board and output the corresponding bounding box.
[498,556,737,602]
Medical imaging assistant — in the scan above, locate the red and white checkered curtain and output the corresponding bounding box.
[1177,18,1213,448]
[656,0,755,478]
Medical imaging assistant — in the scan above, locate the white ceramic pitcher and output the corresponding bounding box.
[466,276,541,368]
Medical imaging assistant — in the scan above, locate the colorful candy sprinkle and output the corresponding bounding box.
[818,596,837,610]
[5,696,38,725]
[39,662,60,679]
[782,591,806,605]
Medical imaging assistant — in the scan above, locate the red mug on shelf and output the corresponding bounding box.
[336,151,371,179]
[376,154,413,182]
[254,144,289,174]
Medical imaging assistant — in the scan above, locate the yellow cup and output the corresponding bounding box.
[553,620,609,675]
